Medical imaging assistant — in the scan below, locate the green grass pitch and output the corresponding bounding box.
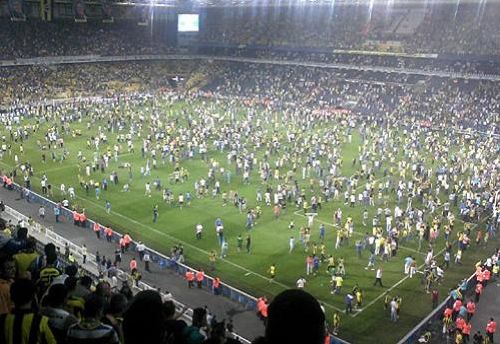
[0,98,494,343]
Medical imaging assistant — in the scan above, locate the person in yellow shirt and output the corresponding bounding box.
[268,264,276,282]
[1,279,56,344]
[13,238,39,279]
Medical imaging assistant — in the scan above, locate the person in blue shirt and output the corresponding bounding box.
[53,205,61,222]
[319,224,325,242]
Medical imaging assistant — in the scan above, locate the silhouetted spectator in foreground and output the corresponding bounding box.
[252,289,325,344]
[123,290,166,344]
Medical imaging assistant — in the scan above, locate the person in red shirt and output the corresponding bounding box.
[476,269,484,284]
[123,233,132,251]
[196,269,205,288]
[79,212,87,227]
[185,270,194,288]
[257,297,268,321]
[129,258,137,271]
[119,237,126,254]
[453,299,463,320]
[475,283,483,302]
[456,317,465,331]
[93,222,101,239]
[486,318,497,343]
[462,321,472,342]
[213,277,221,295]
[466,300,476,321]
[73,211,80,226]
[483,269,491,286]
[105,227,113,242]
[432,289,439,308]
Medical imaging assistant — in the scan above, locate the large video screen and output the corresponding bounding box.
[178,14,199,32]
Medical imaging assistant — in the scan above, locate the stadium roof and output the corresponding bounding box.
[171,0,493,7]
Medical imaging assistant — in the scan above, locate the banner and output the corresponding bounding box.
[101,0,113,22]
[73,0,86,22]
[8,0,26,21]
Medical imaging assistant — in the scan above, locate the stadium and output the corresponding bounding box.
[0,0,499,343]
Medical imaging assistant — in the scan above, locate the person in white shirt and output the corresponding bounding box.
[136,241,146,261]
[196,224,203,240]
[289,236,295,253]
[374,267,384,287]
[296,277,306,289]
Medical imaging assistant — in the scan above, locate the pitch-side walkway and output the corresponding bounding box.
[0,187,264,341]
[470,276,500,340]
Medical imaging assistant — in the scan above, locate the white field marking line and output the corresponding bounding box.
[76,195,346,312]
[293,209,426,256]
[351,216,489,317]
[35,164,79,175]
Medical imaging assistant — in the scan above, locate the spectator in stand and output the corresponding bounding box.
[123,290,166,344]
[102,293,127,343]
[163,300,188,344]
[182,307,207,344]
[41,284,78,343]
[66,294,120,344]
[0,256,15,315]
[1,278,56,344]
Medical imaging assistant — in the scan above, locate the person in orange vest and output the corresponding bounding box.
[79,212,87,227]
[462,320,472,342]
[486,318,497,343]
[466,300,476,321]
[105,227,113,242]
[196,269,205,288]
[129,258,137,271]
[474,282,483,302]
[123,233,132,251]
[257,296,268,321]
[73,211,80,226]
[453,299,463,321]
[476,268,484,285]
[444,306,453,319]
[93,223,101,239]
[185,270,195,288]
[483,268,491,287]
[466,299,476,321]
[456,317,465,332]
[119,237,126,254]
[213,277,221,295]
